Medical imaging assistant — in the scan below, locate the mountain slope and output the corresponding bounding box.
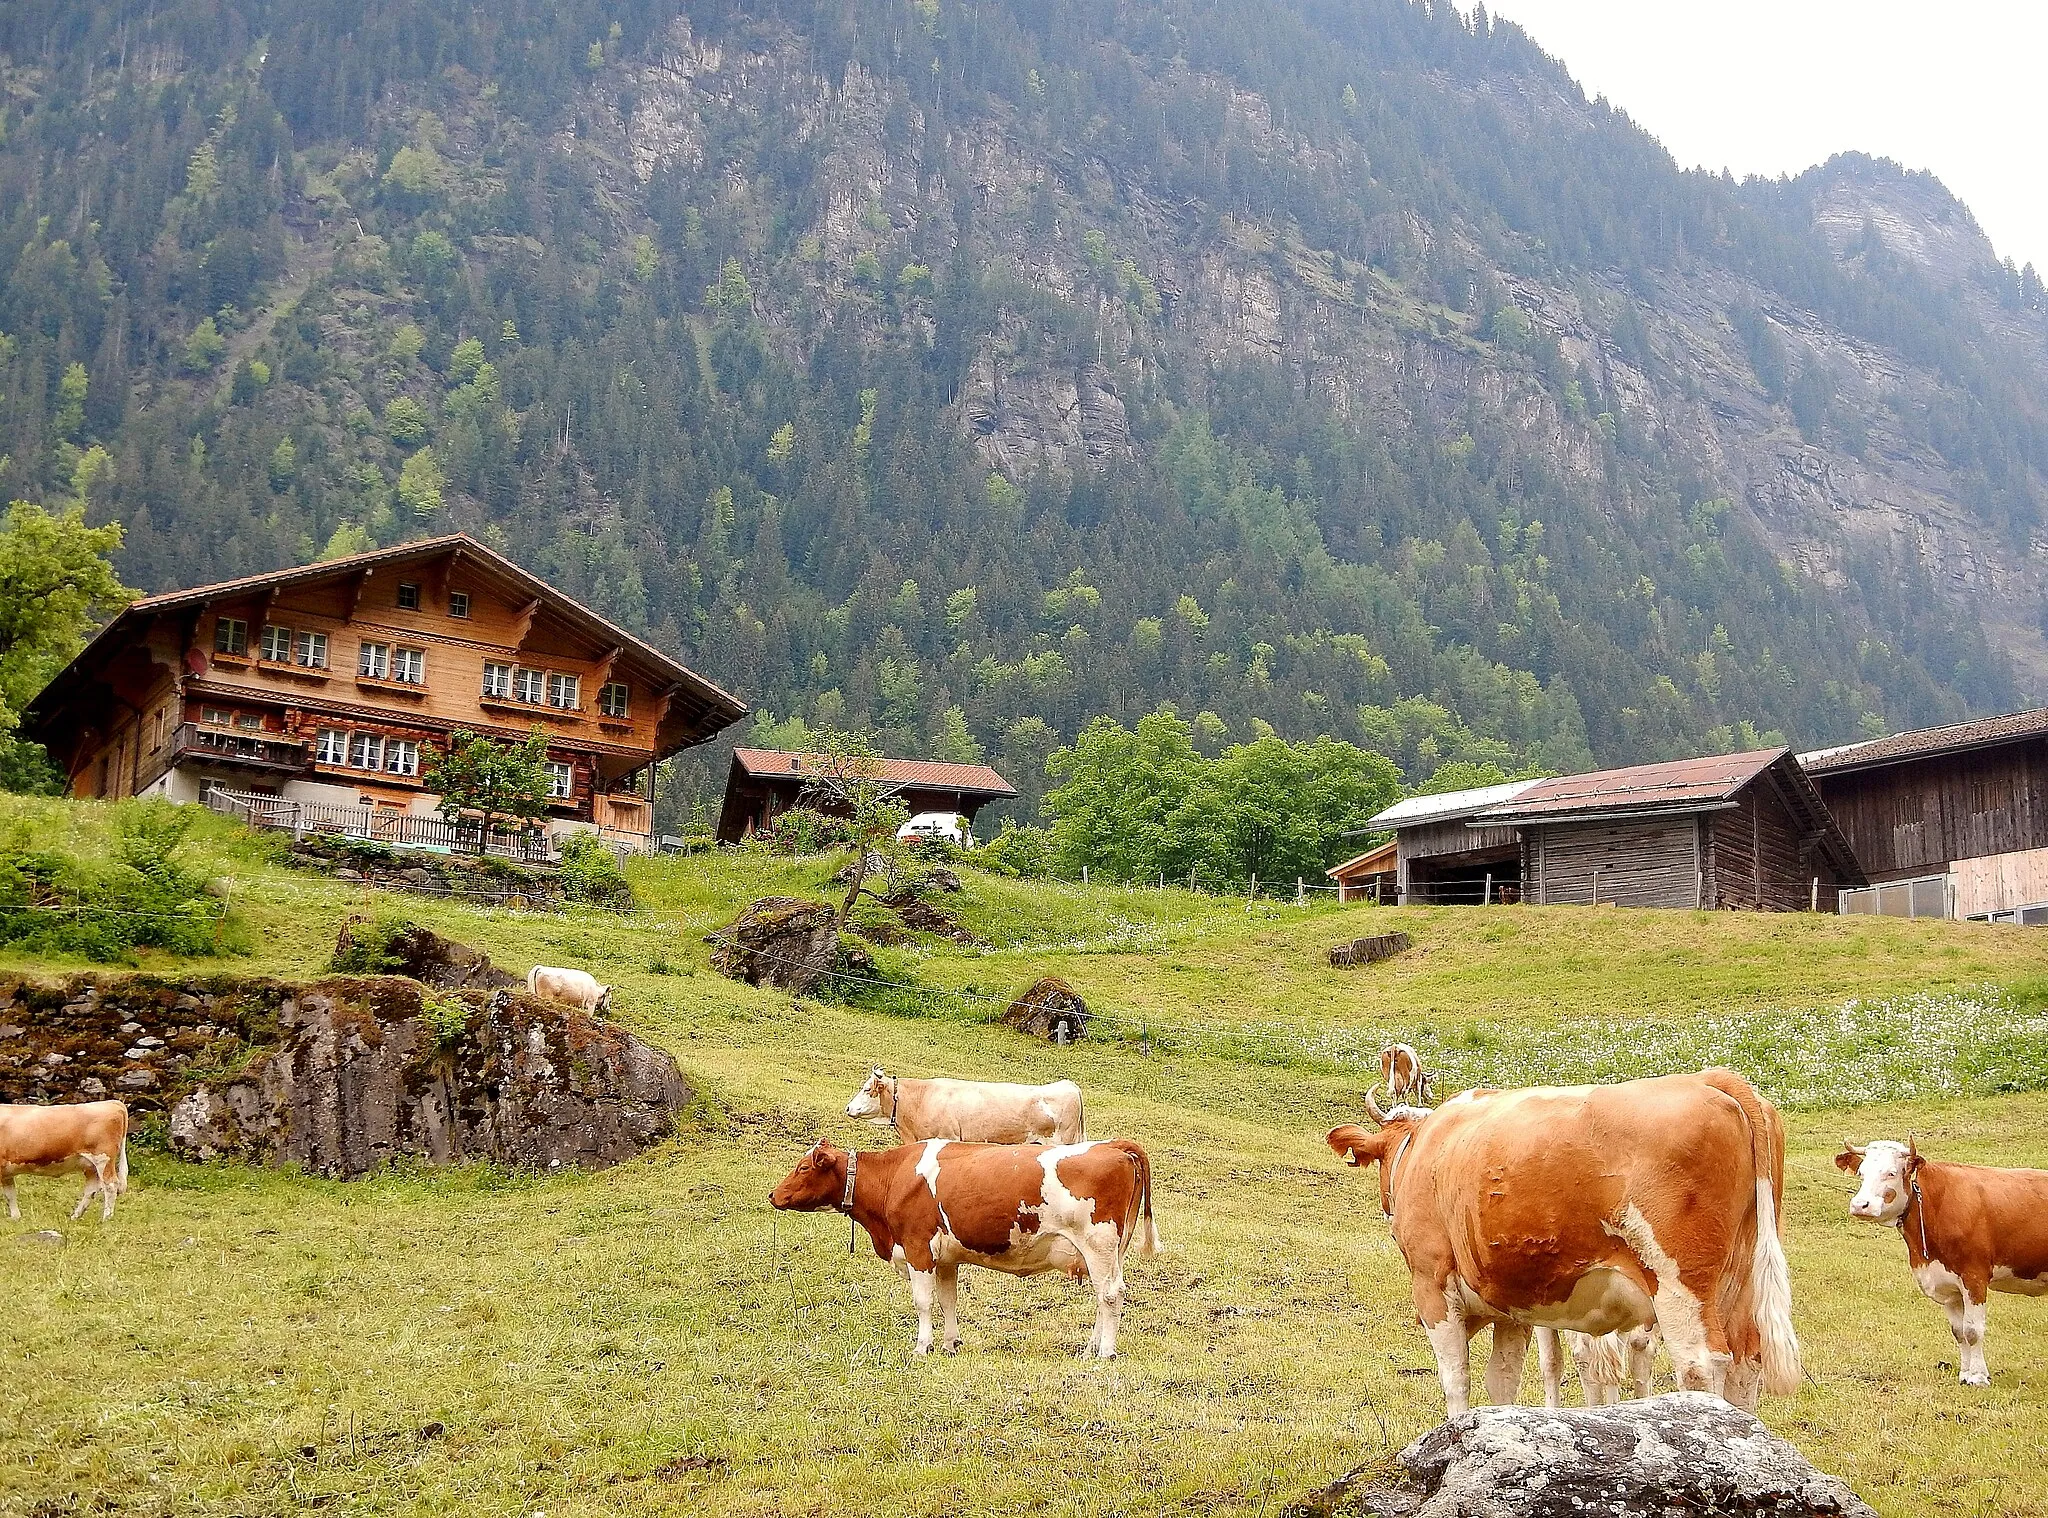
[2,0,2043,823]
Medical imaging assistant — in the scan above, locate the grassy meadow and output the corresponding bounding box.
[7,795,2048,1517]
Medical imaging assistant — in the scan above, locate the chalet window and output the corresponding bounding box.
[547,673,579,710]
[151,707,167,752]
[201,706,232,727]
[385,739,420,777]
[358,642,390,679]
[214,618,248,656]
[599,681,630,717]
[234,713,262,731]
[259,625,293,661]
[295,630,328,669]
[448,591,470,618]
[513,668,545,704]
[396,582,421,611]
[483,662,513,698]
[392,647,426,685]
[315,729,346,764]
[546,761,574,799]
[347,732,384,770]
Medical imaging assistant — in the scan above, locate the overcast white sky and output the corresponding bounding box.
[1474,1,2048,276]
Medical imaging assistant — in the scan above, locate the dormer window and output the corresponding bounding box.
[448,591,470,618]
[599,682,630,717]
[214,618,248,656]
[259,625,293,661]
[397,582,421,611]
[546,673,579,710]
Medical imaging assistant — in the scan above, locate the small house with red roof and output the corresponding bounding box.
[716,748,1017,844]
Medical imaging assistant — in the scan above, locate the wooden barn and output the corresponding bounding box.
[1472,748,1863,910]
[716,749,1016,844]
[1801,707,2048,918]
[1360,779,1541,904]
[1326,837,1397,903]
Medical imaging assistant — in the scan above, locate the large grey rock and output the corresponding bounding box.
[1284,1393,1876,1518]
[709,897,845,993]
[168,979,691,1178]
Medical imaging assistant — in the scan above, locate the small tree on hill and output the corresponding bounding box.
[799,727,909,923]
[423,729,552,850]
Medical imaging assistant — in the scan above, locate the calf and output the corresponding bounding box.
[1,1100,130,1222]
[1537,1326,1658,1406]
[527,965,612,1014]
[770,1137,1157,1357]
[1838,1138,2048,1386]
[845,1068,1085,1145]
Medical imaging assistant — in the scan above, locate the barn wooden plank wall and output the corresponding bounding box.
[1525,818,1701,907]
[1401,818,1522,860]
[1814,746,2048,880]
[1951,846,2048,917]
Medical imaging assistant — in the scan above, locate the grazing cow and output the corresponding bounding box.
[1837,1138,2048,1386]
[1327,1068,1798,1415]
[769,1137,1157,1357]
[845,1068,1085,1145]
[1379,1043,1431,1106]
[1,1100,130,1222]
[527,965,612,1014]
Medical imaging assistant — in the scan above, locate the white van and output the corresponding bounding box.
[896,811,972,848]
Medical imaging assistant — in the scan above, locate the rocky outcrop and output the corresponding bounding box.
[331,916,520,990]
[709,896,858,994]
[2,971,693,1177]
[284,836,566,909]
[1283,1393,1876,1518]
[168,979,691,1177]
[1003,976,1091,1043]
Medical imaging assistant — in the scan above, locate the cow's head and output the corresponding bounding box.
[1330,1088,1431,1219]
[596,984,613,1015]
[770,1140,848,1212]
[845,1067,891,1121]
[1836,1137,1920,1224]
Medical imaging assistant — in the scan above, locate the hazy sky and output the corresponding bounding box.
[1475,1,2048,276]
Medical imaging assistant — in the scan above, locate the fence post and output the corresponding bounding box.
[1483,872,1492,906]
[1296,876,1304,906]
[1591,867,1600,906]
[1249,873,1257,899]
[1189,866,1197,892]
[1810,876,1819,912]
[1082,865,1089,886]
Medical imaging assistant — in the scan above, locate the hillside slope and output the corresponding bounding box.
[4,1,2046,821]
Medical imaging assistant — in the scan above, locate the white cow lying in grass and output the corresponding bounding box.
[527,965,612,1014]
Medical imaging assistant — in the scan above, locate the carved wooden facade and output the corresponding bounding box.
[25,535,745,850]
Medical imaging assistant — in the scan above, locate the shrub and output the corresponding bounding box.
[557,832,634,909]
[0,800,235,959]
[975,821,1054,878]
[752,806,854,855]
[328,914,412,974]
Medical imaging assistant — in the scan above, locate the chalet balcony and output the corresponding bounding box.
[173,722,309,774]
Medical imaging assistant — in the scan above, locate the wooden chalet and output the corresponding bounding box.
[716,749,1016,844]
[1801,707,2048,918]
[24,534,746,853]
[1472,748,1863,910]
[1358,779,1542,904]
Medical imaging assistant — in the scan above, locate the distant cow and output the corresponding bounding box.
[1379,1043,1431,1106]
[1537,1326,1658,1407]
[527,965,612,1014]
[845,1068,1085,1145]
[1328,1068,1799,1415]
[1838,1138,2048,1386]
[1,1100,130,1222]
[770,1137,1158,1357]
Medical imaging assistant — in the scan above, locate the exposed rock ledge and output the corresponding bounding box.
[1283,1393,1876,1518]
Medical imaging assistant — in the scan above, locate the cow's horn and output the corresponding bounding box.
[1841,1136,1865,1157]
[1363,1085,1389,1126]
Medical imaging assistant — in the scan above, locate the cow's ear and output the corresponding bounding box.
[1327,1124,1387,1167]
[1906,1137,1925,1172]
[1833,1146,1861,1172]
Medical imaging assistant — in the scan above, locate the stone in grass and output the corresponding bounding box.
[19,1230,65,1247]
[1002,975,1091,1043]
[1281,1392,1876,1518]
[709,897,851,994]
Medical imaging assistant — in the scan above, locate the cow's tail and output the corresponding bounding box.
[1108,1139,1159,1257]
[117,1131,129,1194]
[1702,1068,1800,1396]
[1076,1087,1089,1143]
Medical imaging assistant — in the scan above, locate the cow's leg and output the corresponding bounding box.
[1626,1326,1657,1398]
[99,1151,117,1221]
[935,1265,962,1354]
[2,1173,17,1221]
[1075,1236,1125,1359]
[1536,1328,1565,1408]
[1485,1320,1531,1406]
[1422,1310,1477,1418]
[1925,1277,1991,1386]
[71,1156,106,1222]
[907,1268,938,1356]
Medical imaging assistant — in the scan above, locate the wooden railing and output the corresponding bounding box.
[203,784,558,863]
[175,722,308,772]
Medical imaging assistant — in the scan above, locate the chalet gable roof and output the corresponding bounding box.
[730,748,1017,799]
[1799,706,2048,776]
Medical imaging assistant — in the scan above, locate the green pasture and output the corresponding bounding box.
[6,796,2048,1516]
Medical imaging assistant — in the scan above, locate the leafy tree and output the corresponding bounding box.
[397,448,445,516]
[796,727,910,923]
[422,730,553,849]
[0,502,134,790]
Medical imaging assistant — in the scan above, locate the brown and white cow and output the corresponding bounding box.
[844,1068,1085,1145]
[527,965,612,1014]
[1328,1068,1798,1415]
[1837,1138,2048,1386]
[1379,1043,1431,1106]
[1536,1326,1659,1407]
[1,1100,130,1222]
[770,1137,1157,1357]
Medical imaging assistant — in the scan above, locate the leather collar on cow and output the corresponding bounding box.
[839,1150,859,1213]
[886,1076,901,1131]
[1899,1170,1931,1260]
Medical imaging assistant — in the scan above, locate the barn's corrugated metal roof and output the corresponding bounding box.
[1365,778,1541,829]
[1798,707,2048,775]
[731,748,1017,798]
[1473,748,1786,824]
